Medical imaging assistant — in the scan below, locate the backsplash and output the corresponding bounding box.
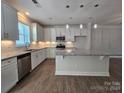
[1,40,75,54]
[29,41,74,49]
[1,40,26,53]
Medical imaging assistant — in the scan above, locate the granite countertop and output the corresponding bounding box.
[1,48,47,60]
[55,48,122,56]
[2,47,122,60]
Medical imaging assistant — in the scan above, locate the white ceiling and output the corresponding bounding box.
[5,0,122,25]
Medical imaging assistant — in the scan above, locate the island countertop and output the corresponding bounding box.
[55,48,122,56]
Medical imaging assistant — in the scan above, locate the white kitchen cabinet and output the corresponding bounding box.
[46,48,56,58]
[31,49,46,70]
[1,3,5,40]
[56,27,66,37]
[31,23,44,42]
[65,28,75,41]
[69,25,88,37]
[1,57,18,93]
[91,25,122,54]
[1,2,19,40]
[80,27,88,36]
[56,27,61,37]
[50,28,56,42]
[31,51,39,70]
[44,27,51,41]
[45,27,66,41]
[70,26,80,36]
[109,26,122,53]
[38,25,44,41]
[102,28,110,51]
[38,49,46,63]
[91,27,103,50]
[49,48,56,58]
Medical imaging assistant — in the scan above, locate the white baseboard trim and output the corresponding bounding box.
[55,71,110,76]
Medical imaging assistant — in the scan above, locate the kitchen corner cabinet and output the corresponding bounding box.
[1,2,19,40]
[31,23,44,42]
[1,57,18,93]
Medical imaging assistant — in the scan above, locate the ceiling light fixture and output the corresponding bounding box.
[66,5,70,8]
[80,24,83,29]
[25,12,30,16]
[94,4,99,7]
[80,4,84,8]
[94,24,98,29]
[66,24,69,29]
[32,0,42,8]
[32,0,38,4]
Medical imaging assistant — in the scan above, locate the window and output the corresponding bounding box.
[16,22,30,47]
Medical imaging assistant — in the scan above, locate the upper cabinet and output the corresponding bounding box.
[65,28,75,42]
[31,23,44,42]
[50,28,56,42]
[44,24,91,42]
[70,25,88,37]
[56,27,66,37]
[1,2,19,40]
[44,27,51,41]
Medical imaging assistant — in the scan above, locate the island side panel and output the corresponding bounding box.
[55,55,109,76]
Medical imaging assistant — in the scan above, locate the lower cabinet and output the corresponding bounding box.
[1,57,18,93]
[31,49,46,70]
[46,48,56,59]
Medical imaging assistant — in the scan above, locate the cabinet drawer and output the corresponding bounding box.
[1,57,18,93]
[2,57,17,68]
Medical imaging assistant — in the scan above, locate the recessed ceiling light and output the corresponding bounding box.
[94,24,98,29]
[80,4,84,8]
[25,12,30,16]
[32,0,38,4]
[94,4,99,7]
[66,5,70,8]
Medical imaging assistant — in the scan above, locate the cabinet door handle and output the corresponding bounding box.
[4,32,7,38]
[7,61,12,64]
[6,33,9,38]
[4,32,9,39]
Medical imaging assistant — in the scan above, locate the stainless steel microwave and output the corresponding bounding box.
[56,36,65,41]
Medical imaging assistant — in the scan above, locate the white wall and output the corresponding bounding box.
[91,25,122,54]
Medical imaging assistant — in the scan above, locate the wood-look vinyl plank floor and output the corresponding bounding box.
[8,58,122,93]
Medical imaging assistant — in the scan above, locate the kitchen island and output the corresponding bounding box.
[55,49,121,76]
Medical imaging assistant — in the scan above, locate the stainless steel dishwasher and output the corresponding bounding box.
[17,53,31,81]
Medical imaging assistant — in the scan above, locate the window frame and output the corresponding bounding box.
[16,21,31,47]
